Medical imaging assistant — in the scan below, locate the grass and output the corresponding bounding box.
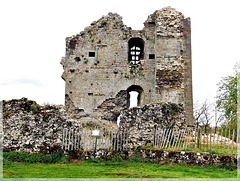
[155,143,237,155]
[3,159,237,178]
[181,143,237,155]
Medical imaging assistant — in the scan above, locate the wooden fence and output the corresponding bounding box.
[153,127,238,155]
[62,126,238,155]
[62,127,129,152]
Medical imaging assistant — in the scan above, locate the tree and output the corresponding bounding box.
[216,63,239,141]
[216,65,239,127]
[214,106,225,134]
[193,100,205,129]
[194,99,213,133]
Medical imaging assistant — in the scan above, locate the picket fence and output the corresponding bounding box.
[62,126,238,155]
[62,127,129,152]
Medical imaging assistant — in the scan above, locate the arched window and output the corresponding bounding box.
[128,38,144,64]
[127,85,144,108]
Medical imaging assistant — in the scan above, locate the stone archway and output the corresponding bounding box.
[127,85,144,108]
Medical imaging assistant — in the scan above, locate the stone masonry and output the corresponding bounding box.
[61,7,194,126]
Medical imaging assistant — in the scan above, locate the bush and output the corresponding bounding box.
[129,153,142,163]
[3,151,66,164]
[30,104,39,114]
[221,163,237,171]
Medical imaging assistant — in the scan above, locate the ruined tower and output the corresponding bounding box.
[61,7,193,125]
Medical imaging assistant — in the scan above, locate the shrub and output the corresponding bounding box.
[129,153,142,163]
[30,104,39,114]
[3,151,66,164]
[221,163,237,171]
[3,111,12,118]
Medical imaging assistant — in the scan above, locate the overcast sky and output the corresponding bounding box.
[0,0,239,106]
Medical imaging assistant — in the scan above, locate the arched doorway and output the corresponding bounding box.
[127,85,144,108]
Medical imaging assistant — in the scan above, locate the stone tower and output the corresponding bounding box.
[61,7,193,125]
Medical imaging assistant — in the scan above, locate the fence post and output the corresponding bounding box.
[163,129,170,148]
[62,128,65,152]
[232,129,235,155]
[220,128,223,154]
[153,125,157,146]
[197,128,201,149]
[216,130,219,153]
[228,128,230,154]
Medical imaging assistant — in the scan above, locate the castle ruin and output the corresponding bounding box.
[2,7,194,152]
[61,7,193,127]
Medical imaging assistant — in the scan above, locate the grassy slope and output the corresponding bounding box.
[3,161,237,178]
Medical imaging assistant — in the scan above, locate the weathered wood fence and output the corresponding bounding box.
[153,127,237,155]
[62,126,237,155]
[62,127,129,152]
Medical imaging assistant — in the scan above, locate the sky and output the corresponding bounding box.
[0,0,239,106]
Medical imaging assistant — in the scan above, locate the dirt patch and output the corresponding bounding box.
[105,173,129,176]
[3,172,14,175]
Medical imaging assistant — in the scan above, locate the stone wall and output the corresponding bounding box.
[2,98,84,153]
[69,149,237,167]
[119,103,186,148]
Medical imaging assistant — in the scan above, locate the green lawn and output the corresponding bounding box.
[3,160,237,178]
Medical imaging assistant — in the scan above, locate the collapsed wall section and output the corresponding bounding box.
[119,102,186,148]
[2,98,77,153]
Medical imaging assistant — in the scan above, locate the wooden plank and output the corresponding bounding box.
[228,128,230,155]
[62,128,65,151]
[68,129,71,151]
[182,128,187,150]
[206,131,208,151]
[173,129,180,149]
[220,129,223,154]
[194,127,197,150]
[158,128,163,149]
[181,129,186,150]
[186,129,190,149]
[166,129,171,148]
[126,132,129,151]
[196,128,200,150]
[165,129,172,148]
[236,128,239,156]
[71,129,74,150]
[209,130,212,150]
[176,129,182,150]
[231,129,235,155]
[216,130,219,153]
[168,128,174,148]
[116,133,119,151]
[224,127,227,154]
[74,130,77,150]
[163,129,170,149]
[65,128,68,150]
[159,128,165,149]
[120,132,123,151]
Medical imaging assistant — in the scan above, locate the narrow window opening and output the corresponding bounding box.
[89,52,95,57]
[128,38,144,64]
[149,54,155,59]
